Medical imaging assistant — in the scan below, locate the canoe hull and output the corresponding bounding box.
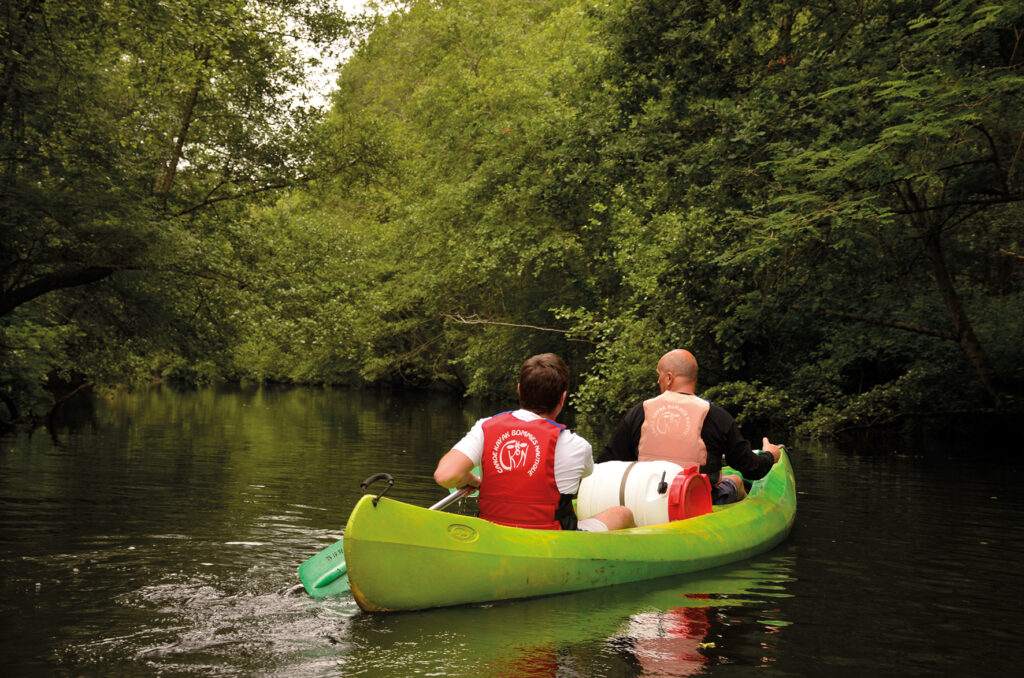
[344,452,795,612]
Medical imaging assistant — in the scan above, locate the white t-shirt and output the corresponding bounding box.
[451,409,594,495]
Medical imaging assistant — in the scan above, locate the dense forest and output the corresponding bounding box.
[2,0,1022,438]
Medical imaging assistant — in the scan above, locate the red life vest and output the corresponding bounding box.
[478,412,564,530]
[637,392,710,467]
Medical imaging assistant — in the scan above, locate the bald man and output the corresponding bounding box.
[598,349,783,504]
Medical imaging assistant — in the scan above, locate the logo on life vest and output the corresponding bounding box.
[651,403,692,437]
[490,429,542,476]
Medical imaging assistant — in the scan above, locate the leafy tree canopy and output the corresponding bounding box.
[1,0,364,420]
[4,0,1022,441]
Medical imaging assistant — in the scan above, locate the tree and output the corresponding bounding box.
[235,0,1024,435]
[0,0,360,421]
[755,0,1024,409]
[309,0,618,396]
[569,0,1024,433]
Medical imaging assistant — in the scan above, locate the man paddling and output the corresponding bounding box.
[598,349,783,505]
[434,353,634,531]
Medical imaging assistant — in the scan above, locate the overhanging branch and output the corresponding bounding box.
[1,266,118,317]
[442,313,595,344]
[892,192,1024,215]
[173,180,296,217]
[0,262,249,317]
[824,309,957,340]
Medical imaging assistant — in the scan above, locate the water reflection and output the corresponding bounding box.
[608,559,794,677]
[617,601,713,676]
[2,386,1022,676]
[331,558,794,677]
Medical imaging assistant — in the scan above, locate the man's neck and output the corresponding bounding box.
[665,381,697,395]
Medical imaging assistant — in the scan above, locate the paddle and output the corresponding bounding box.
[298,485,475,598]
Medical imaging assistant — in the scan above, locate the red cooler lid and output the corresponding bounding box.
[667,466,712,521]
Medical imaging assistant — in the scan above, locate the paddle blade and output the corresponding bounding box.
[298,537,350,598]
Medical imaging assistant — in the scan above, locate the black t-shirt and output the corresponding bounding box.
[597,397,774,482]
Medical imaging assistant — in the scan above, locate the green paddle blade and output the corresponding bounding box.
[298,537,350,598]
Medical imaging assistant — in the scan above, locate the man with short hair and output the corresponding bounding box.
[434,353,634,531]
[598,349,783,505]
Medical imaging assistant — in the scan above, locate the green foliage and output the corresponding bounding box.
[230,0,1024,436]
[292,0,621,396]
[562,0,1024,433]
[227,192,376,385]
[0,0,361,421]
[5,0,1022,438]
[0,315,80,419]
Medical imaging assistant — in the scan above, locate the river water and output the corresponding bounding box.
[1,385,1021,676]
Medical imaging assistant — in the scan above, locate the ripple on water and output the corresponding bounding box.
[63,575,364,674]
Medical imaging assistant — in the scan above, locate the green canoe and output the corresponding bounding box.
[342,451,796,612]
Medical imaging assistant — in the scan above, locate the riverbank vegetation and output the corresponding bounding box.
[3,0,1022,438]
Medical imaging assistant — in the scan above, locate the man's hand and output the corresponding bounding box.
[762,437,783,463]
[434,449,478,489]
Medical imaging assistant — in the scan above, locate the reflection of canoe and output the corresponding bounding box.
[334,558,793,674]
[344,452,796,612]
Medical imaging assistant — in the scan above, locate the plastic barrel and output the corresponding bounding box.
[577,460,712,526]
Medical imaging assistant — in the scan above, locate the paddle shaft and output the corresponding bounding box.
[430,485,474,510]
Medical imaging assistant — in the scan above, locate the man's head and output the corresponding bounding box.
[656,349,699,393]
[518,353,569,415]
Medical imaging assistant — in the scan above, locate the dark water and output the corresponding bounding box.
[1,386,1021,676]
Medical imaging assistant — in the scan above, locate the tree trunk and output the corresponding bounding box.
[155,45,211,204]
[920,225,1003,407]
